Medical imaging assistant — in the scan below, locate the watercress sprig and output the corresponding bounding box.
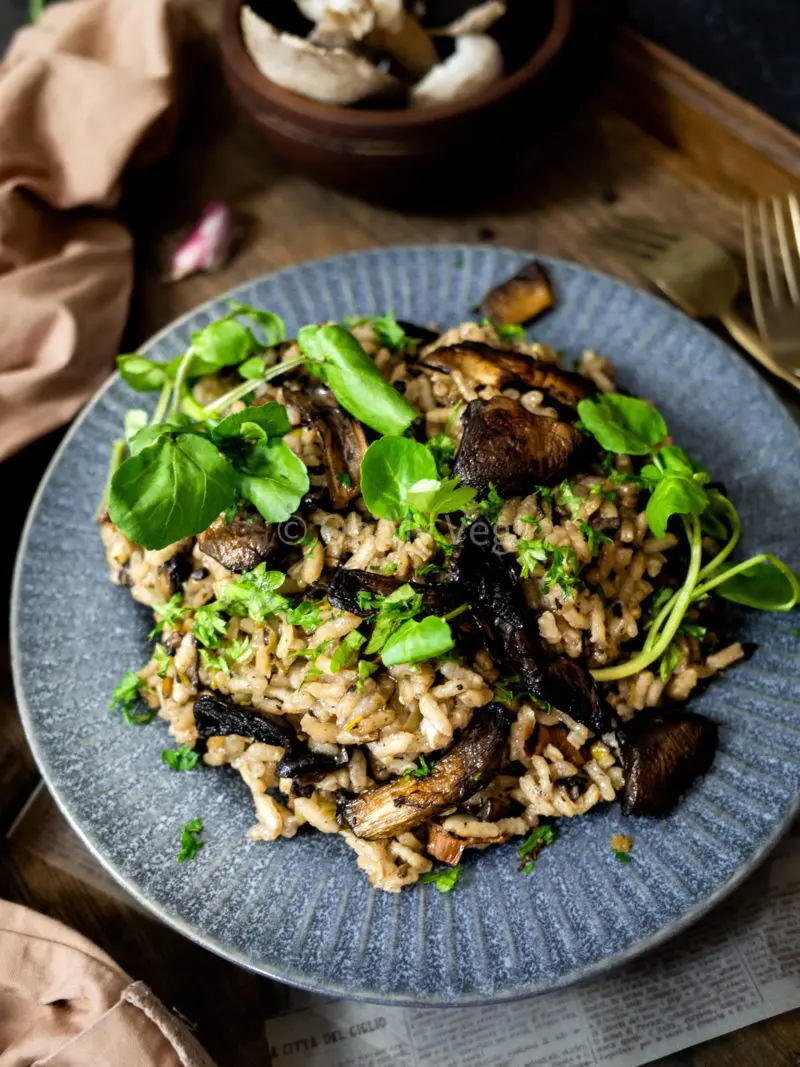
[577,393,799,682]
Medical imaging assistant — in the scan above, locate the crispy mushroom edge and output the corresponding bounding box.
[479,261,556,325]
[338,701,514,840]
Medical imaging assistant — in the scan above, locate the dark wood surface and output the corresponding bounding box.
[2,4,800,1063]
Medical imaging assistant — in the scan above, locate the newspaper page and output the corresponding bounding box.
[9,785,800,1067]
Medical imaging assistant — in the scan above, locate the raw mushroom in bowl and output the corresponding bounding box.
[239,0,510,108]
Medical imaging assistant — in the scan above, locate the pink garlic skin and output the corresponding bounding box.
[170,202,234,282]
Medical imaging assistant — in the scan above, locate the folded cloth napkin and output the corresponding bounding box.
[0,899,218,1066]
[0,0,182,462]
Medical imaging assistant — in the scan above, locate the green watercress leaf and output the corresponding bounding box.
[406,477,476,517]
[364,585,424,655]
[713,556,800,612]
[298,325,417,436]
[188,319,259,378]
[381,615,454,666]
[659,641,682,683]
[577,394,667,455]
[235,439,309,524]
[646,474,708,538]
[227,302,286,347]
[238,356,266,380]
[124,409,149,443]
[360,436,437,521]
[372,310,406,351]
[109,434,236,550]
[117,354,170,392]
[210,401,291,444]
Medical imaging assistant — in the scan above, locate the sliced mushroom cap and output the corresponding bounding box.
[241,5,402,106]
[429,0,507,35]
[290,388,367,510]
[193,691,298,751]
[197,510,276,574]
[419,341,590,408]
[453,396,584,496]
[619,710,718,816]
[278,747,349,780]
[410,34,503,108]
[297,0,404,42]
[426,821,508,865]
[327,567,457,616]
[339,701,513,839]
[451,519,610,733]
[480,261,555,325]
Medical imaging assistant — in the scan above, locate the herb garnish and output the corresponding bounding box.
[152,644,171,677]
[109,671,154,725]
[475,483,505,525]
[162,746,201,771]
[286,600,323,632]
[177,818,205,862]
[149,594,189,638]
[403,754,434,778]
[330,631,366,672]
[517,540,581,599]
[481,317,526,343]
[518,823,558,875]
[420,865,460,892]
[577,393,800,683]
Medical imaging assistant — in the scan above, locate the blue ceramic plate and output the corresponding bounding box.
[12,246,800,1005]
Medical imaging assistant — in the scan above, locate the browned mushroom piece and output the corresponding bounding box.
[619,710,718,816]
[290,388,367,510]
[197,511,276,574]
[426,822,509,865]
[452,396,584,496]
[326,567,458,617]
[530,723,585,766]
[338,702,513,840]
[479,261,555,325]
[419,341,590,409]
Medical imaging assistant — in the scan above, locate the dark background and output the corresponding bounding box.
[2,0,799,133]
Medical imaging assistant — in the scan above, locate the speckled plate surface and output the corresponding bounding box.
[11,246,800,1005]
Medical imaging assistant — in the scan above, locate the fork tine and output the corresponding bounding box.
[758,198,782,306]
[598,228,663,261]
[772,197,800,305]
[743,201,769,341]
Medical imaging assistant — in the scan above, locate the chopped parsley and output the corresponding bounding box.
[152,644,171,678]
[286,600,323,632]
[337,471,353,488]
[415,562,444,579]
[217,564,289,621]
[427,433,456,477]
[227,636,252,663]
[475,483,505,525]
[679,622,707,639]
[518,823,558,875]
[611,834,633,864]
[330,630,366,672]
[177,818,204,863]
[363,585,424,655]
[373,311,406,351]
[481,317,526,343]
[494,675,522,705]
[199,649,231,675]
[149,593,188,638]
[613,850,632,864]
[403,754,434,779]
[579,521,611,557]
[792,627,800,639]
[192,602,228,649]
[356,659,378,691]
[420,865,460,892]
[517,540,581,599]
[109,670,154,725]
[556,479,583,518]
[162,745,201,771]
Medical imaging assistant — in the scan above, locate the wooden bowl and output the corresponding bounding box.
[220,0,574,200]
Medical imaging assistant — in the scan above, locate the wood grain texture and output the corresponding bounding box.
[2,3,800,1063]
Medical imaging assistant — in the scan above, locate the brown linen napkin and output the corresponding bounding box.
[0,899,218,1066]
[0,0,182,462]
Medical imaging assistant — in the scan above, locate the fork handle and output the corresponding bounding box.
[718,310,800,394]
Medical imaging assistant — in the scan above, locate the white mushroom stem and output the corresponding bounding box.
[431,0,506,36]
[241,5,401,106]
[410,34,503,108]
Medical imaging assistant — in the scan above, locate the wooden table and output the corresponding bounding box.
[2,3,800,1063]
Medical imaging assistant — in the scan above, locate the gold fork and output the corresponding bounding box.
[743,195,800,375]
[600,218,800,394]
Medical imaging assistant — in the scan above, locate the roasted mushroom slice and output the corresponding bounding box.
[327,567,457,616]
[426,821,508,865]
[453,396,584,495]
[278,747,349,780]
[451,520,611,733]
[193,691,297,751]
[419,341,590,409]
[619,710,718,816]
[479,261,555,325]
[197,510,276,574]
[291,389,367,510]
[339,701,513,839]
